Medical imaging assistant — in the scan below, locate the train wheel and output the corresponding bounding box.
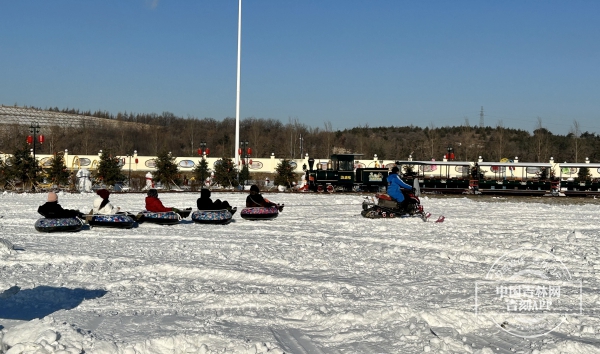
[326,185,334,193]
[317,185,324,193]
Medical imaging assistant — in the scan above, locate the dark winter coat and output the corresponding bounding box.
[246,194,276,208]
[197,188,231,210]
[38,202,81,218]
[197,196,231,210]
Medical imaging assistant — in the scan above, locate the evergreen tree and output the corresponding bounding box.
[0,159,8,188]
[6,146,40,190]
[578,167,591,181]
[46,153,70,187]
[213,158,238,188]
[274,159,297,188]
[239,164,250,186]
[154,150,179,190]
[193,158,210,185]
[96,150,125,187]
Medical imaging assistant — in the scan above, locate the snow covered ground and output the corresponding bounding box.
[1,191,600,354]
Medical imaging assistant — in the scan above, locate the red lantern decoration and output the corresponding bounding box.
[238,148,242,156]
[197,148,202,155]
[205,148,209,156]
[249,159,252,165]
[247,147,252,156]
[449,153,455,160]
[135,158,139,164]
[26,135,33,145]
[38,135,45,144]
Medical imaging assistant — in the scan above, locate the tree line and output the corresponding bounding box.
[3,105,600,163]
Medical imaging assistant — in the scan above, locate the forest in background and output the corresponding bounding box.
[1,105,600,163]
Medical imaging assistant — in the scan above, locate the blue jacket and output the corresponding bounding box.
[386,173,413,202]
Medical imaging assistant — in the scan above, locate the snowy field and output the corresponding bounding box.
[1,191,600,354]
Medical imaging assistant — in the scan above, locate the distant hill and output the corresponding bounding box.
[0,105,149,130]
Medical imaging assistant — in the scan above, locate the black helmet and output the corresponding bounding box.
[250,185,260,193]
[147,188,158,198]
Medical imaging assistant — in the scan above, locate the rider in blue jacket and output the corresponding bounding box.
[386,166,413,203]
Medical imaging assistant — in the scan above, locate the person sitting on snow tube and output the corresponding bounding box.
[93,189,121,215]
[38,191,84,218]
[145,189,180,213]
[246,185,284,212]
[197,188,234,212]
[386,166,413,206]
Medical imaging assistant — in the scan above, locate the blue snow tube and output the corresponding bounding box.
[35,218,84,233]
[138,211,180,225]
[191,209,233,225]
[88,214,136,229]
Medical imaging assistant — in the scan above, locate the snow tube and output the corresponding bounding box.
[191,209,233,225]
[88,214,135,229]
[35,217,84,233]
[139,211,180,225]
[240,206,279,221]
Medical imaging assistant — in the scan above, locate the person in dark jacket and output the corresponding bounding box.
[246,185,284,211]
[145,189,179,213]
[196,188,235,213]
[38,192,83,218]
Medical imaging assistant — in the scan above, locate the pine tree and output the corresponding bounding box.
[47,153,70,187]
[274,159,297,188]
[213,158,238,188]
[239,164,250,186]
[154,150,179,190]
[96,151,125,187]
[193,158,210,185]
[7,146,40,190]
[578,167,591,182]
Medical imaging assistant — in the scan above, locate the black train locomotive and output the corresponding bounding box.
[304,154,390,192]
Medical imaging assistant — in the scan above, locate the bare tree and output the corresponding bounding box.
[324,121,333,158]
[495,120,504,160]
[533,117,550,162]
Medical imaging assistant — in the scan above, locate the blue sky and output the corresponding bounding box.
[1,0,599,135]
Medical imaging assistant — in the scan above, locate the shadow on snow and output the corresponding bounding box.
[0,285,107,321]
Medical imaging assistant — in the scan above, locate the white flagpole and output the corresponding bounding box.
[235,0,242,167]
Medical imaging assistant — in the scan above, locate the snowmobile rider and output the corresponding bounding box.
[93,189,121,215]
[386,166,413,204]
[246,185,284,212]
[145,188,180,213]
[38,191,84,218]
[196,188,235,213]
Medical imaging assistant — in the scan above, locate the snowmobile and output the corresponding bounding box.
[361,189,430,221]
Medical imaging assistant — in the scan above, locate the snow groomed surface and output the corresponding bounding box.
[2,192,600,353]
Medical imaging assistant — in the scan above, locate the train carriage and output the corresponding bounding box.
[305,154,389,192]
